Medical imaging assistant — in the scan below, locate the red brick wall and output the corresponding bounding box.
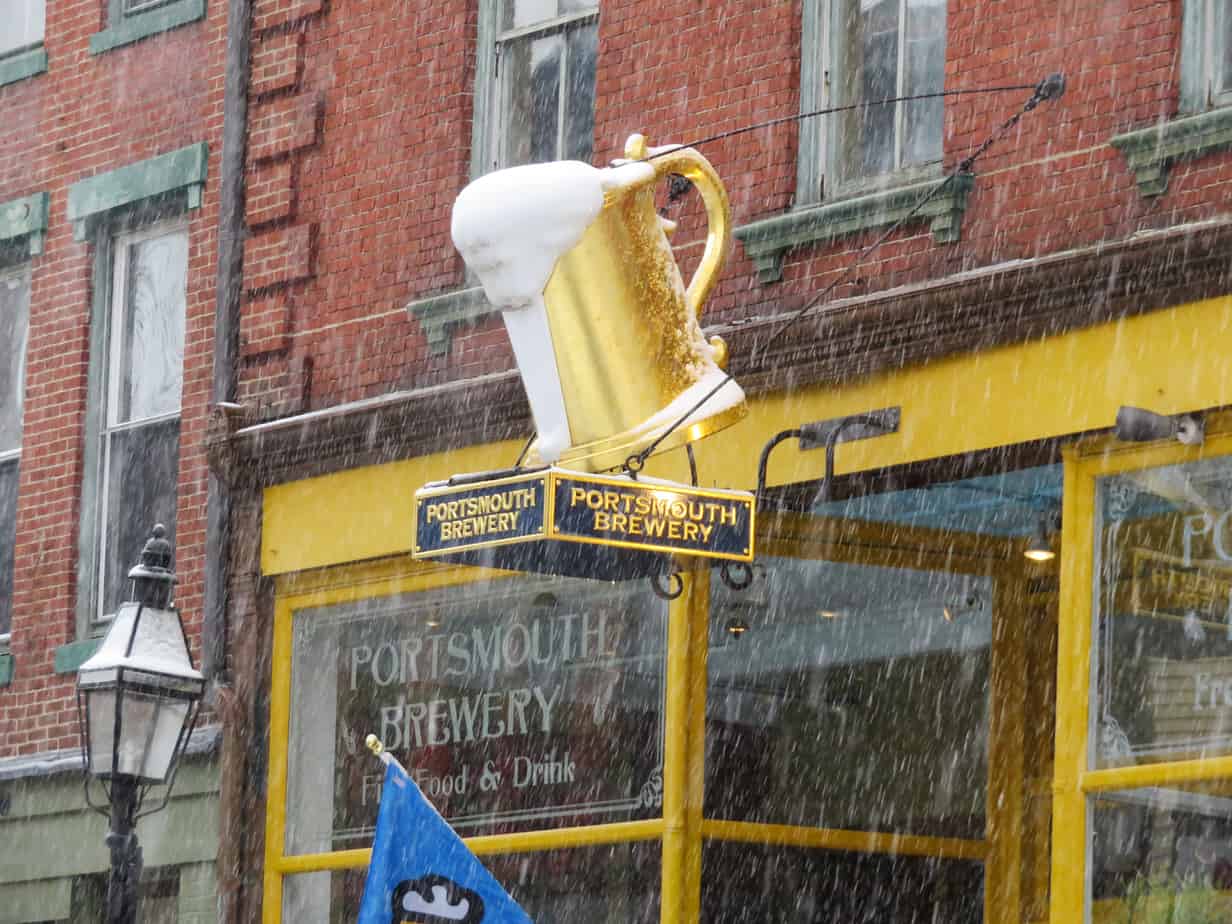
[235,0,1232,416]
[0,5,226,757]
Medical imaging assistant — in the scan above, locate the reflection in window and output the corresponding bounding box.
[708,556,991,838]
[286,576,666,854]
[1091,783,1232,920]
[281,843,659,924]
[492,0,598,169]
[828,0,945,191]
[0,267,31,638]
[94,224,187,621]
[1093,458,1232,769]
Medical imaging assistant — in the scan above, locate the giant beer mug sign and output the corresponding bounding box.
[412,135,756,580]
[450,133,747,472]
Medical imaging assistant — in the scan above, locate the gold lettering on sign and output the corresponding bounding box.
[426,486,538,542]
[567,484,742,546]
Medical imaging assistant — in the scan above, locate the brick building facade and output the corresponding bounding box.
[5,0,1232,920]
[0,0,227,916]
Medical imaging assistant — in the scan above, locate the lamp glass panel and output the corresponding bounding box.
[115,688,160,778]
[114,688,187,781]
[86,688,118,776]
[142,697,190,781]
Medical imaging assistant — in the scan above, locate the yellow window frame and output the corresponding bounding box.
[1051,418,1232,924]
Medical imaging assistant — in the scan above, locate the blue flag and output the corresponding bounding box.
[358,762,533,924]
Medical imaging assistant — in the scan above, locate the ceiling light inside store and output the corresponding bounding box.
[1023,512,1059,563]
[725,617,749,637]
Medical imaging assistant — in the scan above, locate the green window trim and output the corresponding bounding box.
[1110,107,1232,197]
[733,174,974,284]
[0,192,50,258]
[89,0,205,55]
[405,286,498,356]
[52,638,102,675]
[0,46,48,89]
[0,653,13,687]
[67,143,208,241]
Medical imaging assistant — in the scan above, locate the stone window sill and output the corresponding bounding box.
[1111,106,1232,197]
[406,286,498,355]
[733,174,974,284]
[0,45,48,89]
[0,191,50,257]
[90,0,205,55]
[53,637,103,675]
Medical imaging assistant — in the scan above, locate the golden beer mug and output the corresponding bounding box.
[451,133,748,473]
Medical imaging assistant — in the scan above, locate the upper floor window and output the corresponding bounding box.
[1,0,45,57]
[483,0,599,170]
[1185,0,1232,110]
[0,266,31,641]
[824,0,946,194]
[92,222,187,623]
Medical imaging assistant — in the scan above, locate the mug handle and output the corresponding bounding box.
[626,135,732,322]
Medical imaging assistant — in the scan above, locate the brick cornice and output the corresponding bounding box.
[223,216,1232,487]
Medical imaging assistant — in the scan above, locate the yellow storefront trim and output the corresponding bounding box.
[700,819,988,861]
[264,294,1232,577]
[1082,754,1232,792]
[269,819,669,881]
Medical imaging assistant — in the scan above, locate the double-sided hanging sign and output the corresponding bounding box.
[413,133,754,580]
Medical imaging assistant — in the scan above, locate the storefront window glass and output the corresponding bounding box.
[701,841,983,923]
[707,554,992,837]
[281,843,660,923]
[1093,457,1232,769]
[1090,782,1232,922]
[285,575,666,855]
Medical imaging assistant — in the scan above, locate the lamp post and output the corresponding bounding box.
[76,524,205,924]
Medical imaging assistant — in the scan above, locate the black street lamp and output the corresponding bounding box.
[76,524,206,924]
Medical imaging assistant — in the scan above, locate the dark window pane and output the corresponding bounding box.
[0,458,18,636]
[707,556,991,837]
[563,22,597,161]
[100,418,180,618]
[702,841,983,924]
[281,843,659,924]
[501,33,563,166]
[0,269,31,454]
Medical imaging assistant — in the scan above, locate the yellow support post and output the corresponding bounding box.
[1049,444,1095,924]
[986,557,1027,924]
[661,569,694,924]
[683,569,710,921]
[262,595,294,924]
